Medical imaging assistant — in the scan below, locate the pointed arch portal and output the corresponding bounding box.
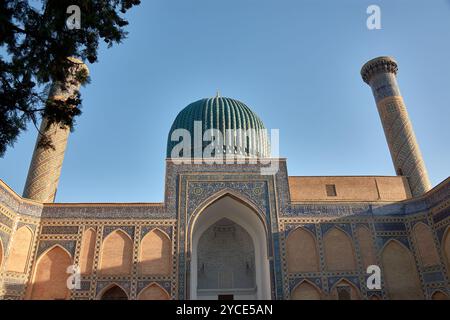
[190,194,271,300]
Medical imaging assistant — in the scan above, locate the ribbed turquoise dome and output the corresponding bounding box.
[167,97,270,158]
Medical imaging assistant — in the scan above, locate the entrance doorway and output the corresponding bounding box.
[197,218,256,299]
[190,194,271,300]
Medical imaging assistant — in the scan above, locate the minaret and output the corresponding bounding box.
[23,57,89,202]
[361,56,431,197]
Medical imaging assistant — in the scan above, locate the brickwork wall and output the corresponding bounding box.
[29,246,72,299]
[0,165,448,300]
[288,176,411,202]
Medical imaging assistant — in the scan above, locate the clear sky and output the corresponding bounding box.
[1,0,449,202]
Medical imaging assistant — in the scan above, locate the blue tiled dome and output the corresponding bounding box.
[167,97,269,158]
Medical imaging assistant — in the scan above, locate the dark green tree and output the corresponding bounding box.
[0,0,141,156]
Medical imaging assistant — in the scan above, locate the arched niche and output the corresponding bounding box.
[330,279,360,300]
[30,245,72,300]
[356,225,377,269]
[190,193,271,300]
[443,227,450,271]
[412,222,440,267]
[286,227,319,273]
[197,218,255,297]
[99,284,128,300]
[381,240,423,299]
[291,280,321,300]
[79,228,96,274]
[323,227,356,271]
[431,290,448,300]
[99,229,133,275]
[137,283,170,300]
[0,238,3,270]
[139,229,171,275]
[6,226,33,273]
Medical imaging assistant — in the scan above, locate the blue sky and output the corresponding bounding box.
[1,0,449,202]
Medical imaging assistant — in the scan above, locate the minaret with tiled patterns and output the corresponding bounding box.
[361,56,431,197]
[23,57,89,202]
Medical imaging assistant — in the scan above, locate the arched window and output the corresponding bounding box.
[286,227,319,273]
[6,226,33,273]
[323,227,356,271]
[139,229,171,275]
[100,285,128,300]
[137,283,170,300]
[30,246,72,300]
[99,230,133,275]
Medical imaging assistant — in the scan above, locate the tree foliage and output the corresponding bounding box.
[0,0,141,156]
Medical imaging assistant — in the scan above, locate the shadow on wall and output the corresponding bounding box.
[285,215,450,300]
[25,227,173,300]
[4,205,449,300]
[25,222,450,300]
[97,282,170,300]
[5,226,33,273]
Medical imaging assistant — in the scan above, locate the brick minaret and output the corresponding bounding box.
[23,57,89,202]
[361,56,431,197]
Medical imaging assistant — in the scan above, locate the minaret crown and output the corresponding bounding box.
[361,56,398,84]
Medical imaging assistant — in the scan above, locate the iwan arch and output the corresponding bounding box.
[0,56,449,300]
[189,192,271,300]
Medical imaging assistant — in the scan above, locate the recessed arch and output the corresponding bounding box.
[35,243,73,261]
[137,283,170,300]
[412,222,440,267]
[189,189,269,241]
[431,290,448,300]
[99,229,133,275]
[190,192,271,300]
[356,225,377,269]
[30,244,73,300]
[443,226,450,271]
[79,228,96,274]
[290,280,322,300]
[98,283,129,300]
[6,225,33,273]
[381,239,423,299]
[139,228,171,275]
[0,238,3,270]
[323,227,356,271]
[330,279,360,300]
[286,227,319,273]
